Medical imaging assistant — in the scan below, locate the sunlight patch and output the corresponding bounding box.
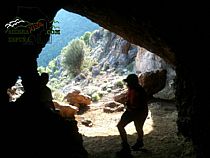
[77,109,154,137]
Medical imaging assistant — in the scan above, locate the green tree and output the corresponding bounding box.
[62,39,85,76]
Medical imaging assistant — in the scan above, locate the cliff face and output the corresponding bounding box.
[1,1,210,157]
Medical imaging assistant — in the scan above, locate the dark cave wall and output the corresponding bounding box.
[1,2,60,102]
[1,0,210,157]
[0,2,90,157]
[175,46,210,157]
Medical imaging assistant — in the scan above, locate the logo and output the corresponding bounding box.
[5,17,60,45]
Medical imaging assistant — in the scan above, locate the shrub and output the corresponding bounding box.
[91,92,101,102]
[114,80,124,89]
[62,39,85,76]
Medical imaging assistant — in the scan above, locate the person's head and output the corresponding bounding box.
[123,74,139,87]
[40,72,49,85]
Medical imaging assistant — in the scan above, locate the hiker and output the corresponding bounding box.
[116,74,148,157]
[39,72,56,112]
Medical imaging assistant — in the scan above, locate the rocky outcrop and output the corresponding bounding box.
[139,69,167,97]
[103,101,124,113]
[89,32,176,100]
[53,100,79,118]
[113,90,127,104]
[7,78,24,102]
[135,47,176,100]
[89,28,138,71]
[64,89,92,106]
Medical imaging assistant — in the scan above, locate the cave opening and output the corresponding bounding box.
[10,8,191,157]
[4,7,190,157]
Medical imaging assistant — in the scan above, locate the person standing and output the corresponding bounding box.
[116,74,148,157]
[39,72,56,112]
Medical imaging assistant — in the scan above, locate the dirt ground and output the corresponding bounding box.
[75,100,195,158]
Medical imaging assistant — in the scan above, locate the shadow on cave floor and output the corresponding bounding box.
[78,101,194,158]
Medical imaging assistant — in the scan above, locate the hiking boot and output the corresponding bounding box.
[131,140,144,151]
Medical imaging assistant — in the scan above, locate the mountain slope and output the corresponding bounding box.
[37,9,100,66]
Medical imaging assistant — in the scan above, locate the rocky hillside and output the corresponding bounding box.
[45,28,176,102]
[9,28,176,103]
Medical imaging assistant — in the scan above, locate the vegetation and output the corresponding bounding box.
[62,39,85,77]
[80,31,92,45]
[37,29,97,91]
[91,92,101,102]
[37,66,51,75]
[114,80,124,89]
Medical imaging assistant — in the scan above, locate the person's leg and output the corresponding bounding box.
[132,109,148,150]
[116,111,133,155]
[117,111,133,144]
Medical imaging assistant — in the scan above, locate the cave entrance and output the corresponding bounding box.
[6,7,182,157]
[33,8,183,157]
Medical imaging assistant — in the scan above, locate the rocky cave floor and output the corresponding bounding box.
[75,100,195,158]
